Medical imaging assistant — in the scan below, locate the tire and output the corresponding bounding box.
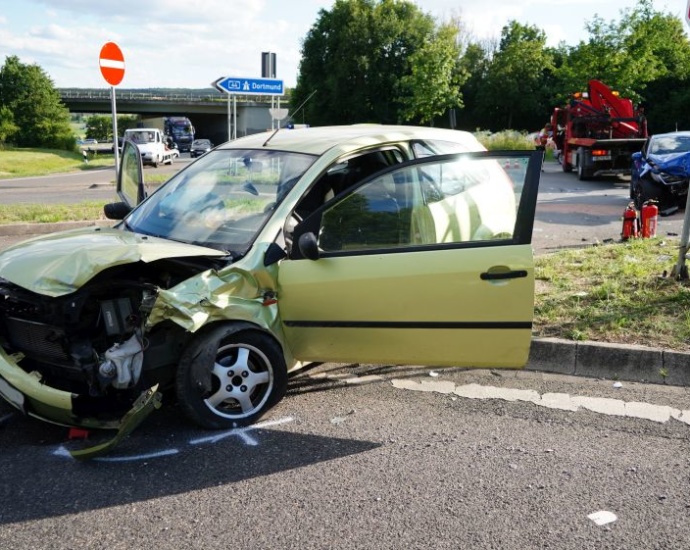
[633,178,666,211]
[576,148,589,180]
[176,326,287,429]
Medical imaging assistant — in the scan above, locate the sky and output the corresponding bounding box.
[0,0,684,91]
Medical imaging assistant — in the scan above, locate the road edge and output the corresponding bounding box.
[526,337,690,386]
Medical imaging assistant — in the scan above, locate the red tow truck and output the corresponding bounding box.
[551,80,648,180]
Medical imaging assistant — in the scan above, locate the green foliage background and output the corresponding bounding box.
[0,56,75,150]
[293,0,690,134]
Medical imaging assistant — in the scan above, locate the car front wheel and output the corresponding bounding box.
[176,326,287,429]
[633,179,667,210]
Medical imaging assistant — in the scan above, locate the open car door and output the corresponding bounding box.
[104,140,145,220]
[277,150,541,369]
[118,139,145,207]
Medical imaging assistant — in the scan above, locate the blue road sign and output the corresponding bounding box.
[213,76,284,96]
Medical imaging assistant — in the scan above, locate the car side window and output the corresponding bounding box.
[315,155,525,253]
[320,172,408,251]
[290,148,405,225]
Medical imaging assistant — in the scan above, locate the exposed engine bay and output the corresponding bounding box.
[0,257,220,419]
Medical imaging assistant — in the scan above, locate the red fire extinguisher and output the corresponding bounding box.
[621,202,639,240]
[640,200,658,238]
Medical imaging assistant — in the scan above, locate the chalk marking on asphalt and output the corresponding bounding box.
[95,449,180,462]
[391,380,690,425]
[189,415,294,445]
[50,416,295,462]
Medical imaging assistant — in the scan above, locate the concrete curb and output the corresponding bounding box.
[526,337,690,386]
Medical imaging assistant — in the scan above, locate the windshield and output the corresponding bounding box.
[126,130,156,144]
[124,148,317,255]
[649,135,690,155]
[171,127,192,138]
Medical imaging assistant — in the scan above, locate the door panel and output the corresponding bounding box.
[277,151,541,368]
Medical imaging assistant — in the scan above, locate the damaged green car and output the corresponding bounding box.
[0,125,541,447]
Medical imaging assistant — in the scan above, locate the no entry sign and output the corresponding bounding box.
[99,42,125,86]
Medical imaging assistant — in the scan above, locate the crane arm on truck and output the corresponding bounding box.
[551,80,648,181]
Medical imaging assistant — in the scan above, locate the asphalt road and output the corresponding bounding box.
[0,156,189,204]
[534,158,686,253]
[1,365,690,549]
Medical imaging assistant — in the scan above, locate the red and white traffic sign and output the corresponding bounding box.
[99,42,125,86]
[686,0,690,28]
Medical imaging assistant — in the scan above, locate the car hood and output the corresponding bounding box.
[642,151,690,178]
[0,226,226,297]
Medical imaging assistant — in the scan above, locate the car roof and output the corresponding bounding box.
[216,124,484,156]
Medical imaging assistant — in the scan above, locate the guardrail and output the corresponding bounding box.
[58,89,290,104]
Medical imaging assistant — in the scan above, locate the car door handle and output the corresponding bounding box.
[480,269,528,281]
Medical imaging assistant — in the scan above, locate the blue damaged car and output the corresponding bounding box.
[631,131,690,211]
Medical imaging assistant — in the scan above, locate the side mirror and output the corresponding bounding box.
[298,232,320,261]
[632,152,642,161]
[104,201,132,220]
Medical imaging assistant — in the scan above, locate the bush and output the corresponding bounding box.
[473,130,535,151]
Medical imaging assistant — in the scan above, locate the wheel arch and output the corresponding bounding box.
[185,320,285,357]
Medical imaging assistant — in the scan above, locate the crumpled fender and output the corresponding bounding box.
[145,243,298,368]
[148,267,278,331]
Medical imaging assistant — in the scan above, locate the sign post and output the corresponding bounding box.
[213,76,285,141]
[673,7,690,279]
[99,42,125,177]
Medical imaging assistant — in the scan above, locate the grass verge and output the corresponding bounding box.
[0,147,114,178]
[0,202,108,224]
[534,237,690,352]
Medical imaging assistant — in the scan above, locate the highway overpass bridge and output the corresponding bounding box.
[59,88,292,145]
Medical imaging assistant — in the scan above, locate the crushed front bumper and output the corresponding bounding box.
[0,346,85,428]
[0,346,162,459]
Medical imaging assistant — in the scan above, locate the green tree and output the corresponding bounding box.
[478,21,554,131]
[457,39,495,130]
[117,115,140,134]
[399,21,465,124]
[0,105,18,145]
[292,0,440,126]
[553,0,690,107]
[0,55,74,149]
[85,115,112,141]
